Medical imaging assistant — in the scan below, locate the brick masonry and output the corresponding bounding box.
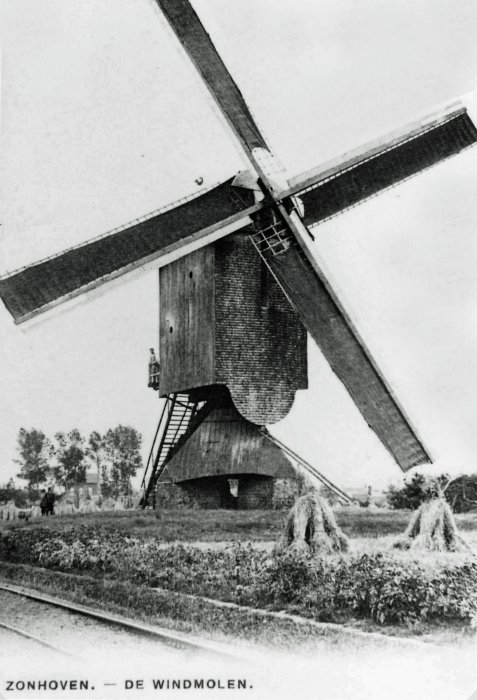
[159,232,308,425]
[272,477,300,509]
[157,477,234,510]
[156,475,299,510]
[214,233,308,425]
[237,475,273,510]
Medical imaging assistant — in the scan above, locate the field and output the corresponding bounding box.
[1,506,477,648]
[3,506,477,546]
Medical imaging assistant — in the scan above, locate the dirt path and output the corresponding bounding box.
[1,587,477,700]
[0,588,187,664]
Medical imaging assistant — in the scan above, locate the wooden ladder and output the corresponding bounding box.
[139,393,201,508]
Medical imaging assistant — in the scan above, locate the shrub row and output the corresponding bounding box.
[254,550,477,627]
[0,562,359,649]
[1,525,477,628]
[0,525,265,600]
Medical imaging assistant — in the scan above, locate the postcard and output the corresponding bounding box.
[1,1,477,699]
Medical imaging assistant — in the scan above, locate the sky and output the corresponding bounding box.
[1,0,477,490]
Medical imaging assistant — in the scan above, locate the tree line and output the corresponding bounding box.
[14,426,143,499]
[386,472,477,512]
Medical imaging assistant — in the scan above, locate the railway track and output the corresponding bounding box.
[0,581,242,660]
[0,618,72,657]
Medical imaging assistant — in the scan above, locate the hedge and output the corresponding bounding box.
[1,525,477,629]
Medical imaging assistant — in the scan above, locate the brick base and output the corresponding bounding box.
[237,475,273,509]
[156,477,236,510]
[157,475,299,510]
[272,477,300,509]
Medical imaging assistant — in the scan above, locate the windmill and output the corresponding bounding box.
[1,0,476,510]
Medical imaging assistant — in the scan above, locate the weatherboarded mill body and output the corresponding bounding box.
[156,228,308,509]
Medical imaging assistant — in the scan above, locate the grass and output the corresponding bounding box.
[0,508,287,541]
[2,506,477,646]
[0,561,416,652]
[3,506,477,546]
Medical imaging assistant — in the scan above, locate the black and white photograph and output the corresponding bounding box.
[1,1,477,698]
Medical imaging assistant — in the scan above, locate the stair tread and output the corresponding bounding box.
[141,393,202,507]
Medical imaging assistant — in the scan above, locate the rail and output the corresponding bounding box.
[0,618,72,656]
[141,399,169,493]
[140,394,201,507]
[0,581,242,659]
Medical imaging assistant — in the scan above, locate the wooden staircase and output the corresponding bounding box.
[139,393,204,508]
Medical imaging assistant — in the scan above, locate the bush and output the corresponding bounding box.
[1,526,477,629]
[249,551,477,627]
[446,475,477,513]
[0,481,29,508]
[387,473,477,514]
[385,473,453,510]
[248,550,337,619]
[386,474,428,510]
[335,552,477,626]
[0,525,266,601]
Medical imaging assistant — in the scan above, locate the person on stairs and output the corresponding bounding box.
[148,348,160,390]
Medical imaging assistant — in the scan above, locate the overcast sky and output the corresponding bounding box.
[1,0,477,490]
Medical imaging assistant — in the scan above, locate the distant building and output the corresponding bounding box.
[345,485,387,507]
[67,473,99,500]
[85,472,99,497]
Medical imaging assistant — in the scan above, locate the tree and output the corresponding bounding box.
[386,474,425,510]
[103,425,142,498]
[386,472,449,510]
[53,429,88,491]
[88,430,105,482]
[444,475,477,513]
[100,464,113,499]
[0,479,29,508]
[15,428,53,494]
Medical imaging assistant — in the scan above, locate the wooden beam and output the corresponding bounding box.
[255,206,432,471]
[260,429,352,505]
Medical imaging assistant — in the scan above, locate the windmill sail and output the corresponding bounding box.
[148,0,477,471]
[155,0,267,157]
[250,220,430,471]
[288,108,477,228]
[0,178,258,324]
[2,0,476,472]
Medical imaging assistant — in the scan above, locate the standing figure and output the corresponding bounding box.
[39,490,48,516]
[45,487,55,516]
[148,348,160,390]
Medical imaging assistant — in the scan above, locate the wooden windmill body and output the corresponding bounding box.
[1,0,477,509]
[156,229,308,508]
